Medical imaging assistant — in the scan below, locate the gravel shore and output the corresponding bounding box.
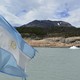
[24,37,80,47]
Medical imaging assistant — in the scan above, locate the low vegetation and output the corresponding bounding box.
[16,26,80,39]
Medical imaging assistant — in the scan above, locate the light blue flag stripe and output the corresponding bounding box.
[0,48,27,78]
[0,15,36,59]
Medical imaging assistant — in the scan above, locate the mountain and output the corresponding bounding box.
[16,20,80,39]
[20,20,74,28]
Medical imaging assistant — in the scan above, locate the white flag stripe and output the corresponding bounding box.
[0,25,30,70]
[0,26,19,63]
[19,50,31,69]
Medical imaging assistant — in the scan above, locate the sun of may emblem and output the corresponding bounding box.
[10,41,16,49]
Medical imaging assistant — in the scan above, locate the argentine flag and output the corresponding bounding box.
[0,15,36,80]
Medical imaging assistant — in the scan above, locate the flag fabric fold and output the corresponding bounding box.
[0,15,36,79]
[0,48,27,78]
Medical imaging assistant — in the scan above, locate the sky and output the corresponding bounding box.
[0,0,80,27]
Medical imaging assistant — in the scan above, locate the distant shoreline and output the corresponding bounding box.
[24,36,80,47]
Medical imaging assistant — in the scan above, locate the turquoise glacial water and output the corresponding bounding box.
[0,48,80,80]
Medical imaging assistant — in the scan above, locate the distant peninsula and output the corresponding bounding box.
[15,20,80,47]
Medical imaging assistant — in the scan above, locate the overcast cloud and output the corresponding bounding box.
[0,0,80,27]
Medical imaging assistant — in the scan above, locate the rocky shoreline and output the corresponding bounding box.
[24,37,80,47]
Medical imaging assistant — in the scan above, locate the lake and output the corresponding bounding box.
[0,48,80,80]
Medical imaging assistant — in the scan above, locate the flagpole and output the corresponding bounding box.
[24,64,27,80]
[24,78,27,80]
[22,77,26,80]
[22,64,27,80]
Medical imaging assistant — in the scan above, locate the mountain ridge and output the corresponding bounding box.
[20,20,74,28]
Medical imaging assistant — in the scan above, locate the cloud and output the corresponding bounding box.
[63,8,80,27]
[0,0,80,27]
